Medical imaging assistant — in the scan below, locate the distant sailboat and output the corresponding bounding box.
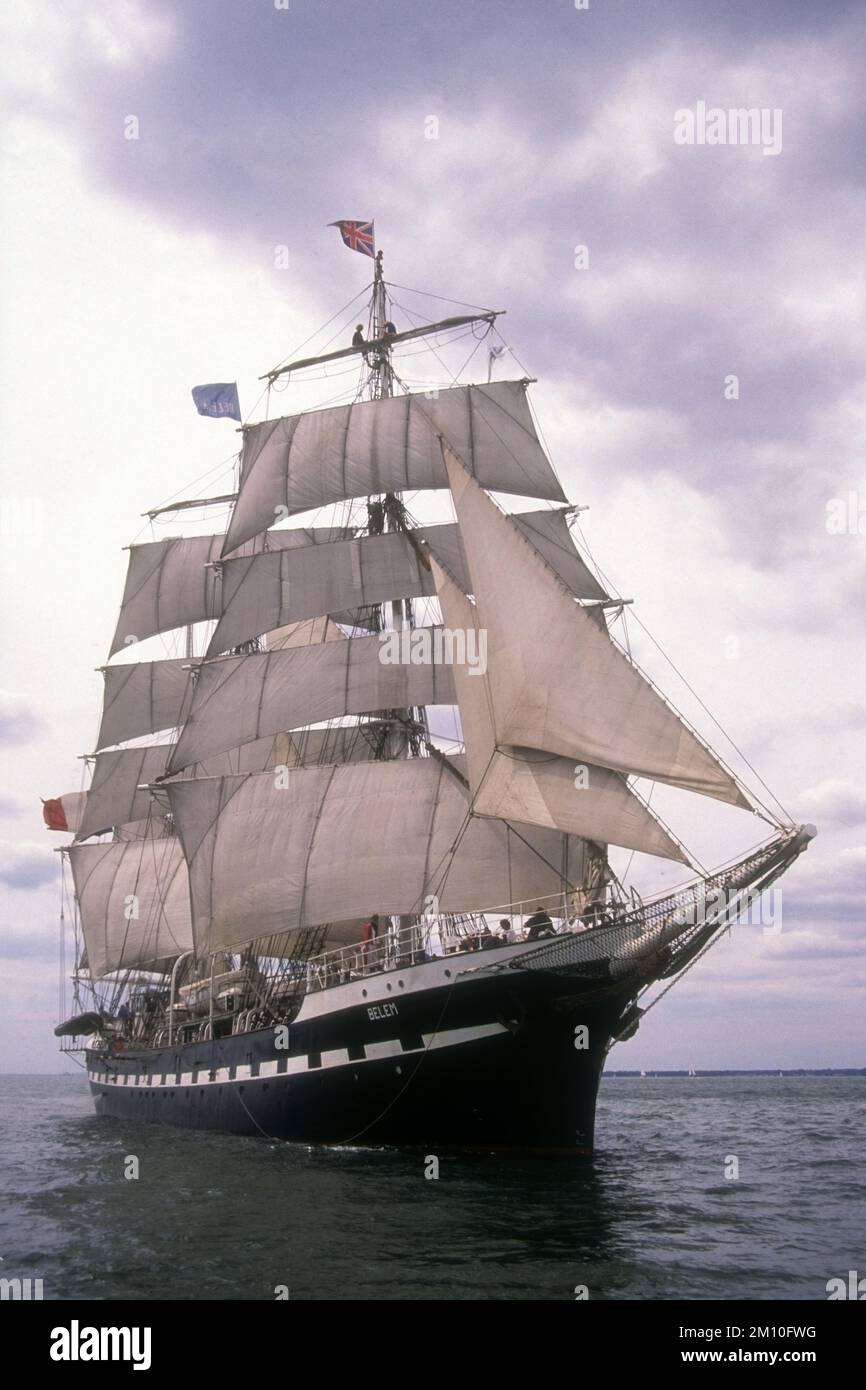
[688,1063,697,1077]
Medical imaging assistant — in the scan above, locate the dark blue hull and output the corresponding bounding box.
[87,955,633,1152]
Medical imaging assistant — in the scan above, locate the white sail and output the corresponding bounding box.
[77,745,174,841]
[264,726,390,766]
[224,380,566,554]
[167,760,587,955]
[431,558,688,863]
[263,615,348,648]
[68,837,193,978]
[209,530,428,656]
[167,628,456,772]
[96,659,192,751]
[77,738,282,842]
[78,727,388,842]
[112,819,172,841]
[443,444,750,809]
[421,508,606,603]
[98,617,352,753]
[109,525,352,657]
[208,510,606,657]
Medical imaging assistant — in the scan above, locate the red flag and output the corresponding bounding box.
[42,793,86,832]
[42,798,69,831]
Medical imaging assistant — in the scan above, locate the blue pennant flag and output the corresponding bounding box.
[191,382,241,422]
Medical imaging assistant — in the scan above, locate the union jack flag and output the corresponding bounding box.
[329,220,375,258]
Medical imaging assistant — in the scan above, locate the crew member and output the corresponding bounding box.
[361,913,380,968]
[499,918,518,944]
[585,900,606,929]
[525,905,555,941]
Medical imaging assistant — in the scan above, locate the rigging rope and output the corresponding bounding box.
[383,280,495,314]
[267,283,373,377]
[631,922,730,1027]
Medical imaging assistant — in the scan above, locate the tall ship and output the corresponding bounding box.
[48,232,815,1153]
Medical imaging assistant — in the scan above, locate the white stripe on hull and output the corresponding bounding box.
[87,1021,508,1089]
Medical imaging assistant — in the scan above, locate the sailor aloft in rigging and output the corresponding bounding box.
[352,321,396,355]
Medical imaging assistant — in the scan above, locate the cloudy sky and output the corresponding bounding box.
[1,0,863,1072]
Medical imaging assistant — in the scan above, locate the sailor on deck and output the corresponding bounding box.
[525,906,555,941]
[361,913,380,968]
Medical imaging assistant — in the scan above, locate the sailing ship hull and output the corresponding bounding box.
[85,951,633,1154]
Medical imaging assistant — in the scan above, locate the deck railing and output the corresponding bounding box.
[300,916,499,991]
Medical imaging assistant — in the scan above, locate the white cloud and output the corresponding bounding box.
[84,0,176,70]
[0,840,56,890]
[799,779,866,829]
[0,0,175,105]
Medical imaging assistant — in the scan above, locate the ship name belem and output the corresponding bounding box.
[367,1003,399,1021]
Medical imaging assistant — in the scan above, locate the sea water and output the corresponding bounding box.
[0,1073,862,1301]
